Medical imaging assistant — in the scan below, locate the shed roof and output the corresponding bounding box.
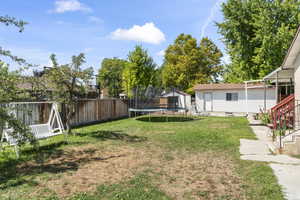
[194,83,244,91]
[194,83,266,91]
[162,89,190,96]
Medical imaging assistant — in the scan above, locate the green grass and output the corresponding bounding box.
[0,116,284,200]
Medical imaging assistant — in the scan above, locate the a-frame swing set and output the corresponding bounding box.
[0,102,64,157]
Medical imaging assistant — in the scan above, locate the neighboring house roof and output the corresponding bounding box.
[176,90,190,96]
[162,90,190,96]
[194,83,267,91]
[18,82,35,90]
[18,77,55,91]
[282,26,300,69]
[18,77,97,93]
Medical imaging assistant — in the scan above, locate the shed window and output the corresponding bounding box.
[226,93,238,101]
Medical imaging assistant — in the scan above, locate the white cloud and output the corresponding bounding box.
[157,50,165,56]
[88,16,103,23]
[52,0,92,13]
[110,22,166,45]
[200,0,225,38]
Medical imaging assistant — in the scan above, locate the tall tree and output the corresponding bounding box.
[162,34,223,92]
[47,53,93,134]
[122,45,156,96]
[218,0,300,82]
[98,58,127,98]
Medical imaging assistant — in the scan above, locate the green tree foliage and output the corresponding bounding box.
[162,34,223,91]
[98,58,127,98]
[0,62,34,150]
[47,53,93,134]
[0,16,37,152]
[218,0,300,82]
[0,62,21,103]
[122,45,157,96]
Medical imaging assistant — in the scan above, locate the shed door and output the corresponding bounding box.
[204,93,212,111]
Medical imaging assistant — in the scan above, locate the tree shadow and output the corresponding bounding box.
[136,116,195,122]
[0,131,147,190]
[76,130,148,143]
[0,144,127,190]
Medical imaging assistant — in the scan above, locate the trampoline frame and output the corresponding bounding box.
[129,107,189,122]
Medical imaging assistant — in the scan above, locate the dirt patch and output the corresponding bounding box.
[154,151,245,200]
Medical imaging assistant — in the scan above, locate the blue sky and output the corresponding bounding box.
[0,0,228,74]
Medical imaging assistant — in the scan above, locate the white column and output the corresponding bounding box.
[245,82,248,115]
[276,71,279,103]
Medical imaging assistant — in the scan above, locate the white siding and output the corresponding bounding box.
[195,88,276,113]
[291,52,300,126]
[294,53,300,102]
[162,92,192,110]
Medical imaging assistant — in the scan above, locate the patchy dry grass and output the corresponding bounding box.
[30,146,143,198]
[0,116,284,200]
[155,152,244,200]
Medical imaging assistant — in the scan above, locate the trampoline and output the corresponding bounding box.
[126,86,191,121]
[129,107,189,122]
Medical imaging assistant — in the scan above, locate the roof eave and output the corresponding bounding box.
[282,26,300,69]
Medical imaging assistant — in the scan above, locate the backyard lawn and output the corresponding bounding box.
[0,116,284,200]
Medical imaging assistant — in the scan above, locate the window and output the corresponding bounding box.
[226,93,238,101]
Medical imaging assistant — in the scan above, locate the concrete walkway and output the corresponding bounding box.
[240,117,300,200]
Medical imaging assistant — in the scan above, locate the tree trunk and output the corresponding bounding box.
[63,106,73,143]
[66,113,72,135]
[0,125,3,152]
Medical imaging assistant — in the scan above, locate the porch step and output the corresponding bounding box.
[272,130,300,155]
[267,142,278,154]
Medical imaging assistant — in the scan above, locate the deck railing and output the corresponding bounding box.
[269,95,300,149]
[271,94,295,130]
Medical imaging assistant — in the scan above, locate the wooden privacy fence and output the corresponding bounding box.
[62,99,129,127]
[1,103,52,126]
[5,99,128,128]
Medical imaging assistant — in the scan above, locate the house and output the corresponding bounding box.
[194,83,276,114]
[244,27,300,154]
[262,27,300,130]
[161,90,192,110]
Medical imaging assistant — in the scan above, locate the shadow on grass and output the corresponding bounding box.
[0,131,146,190]
[76,130,148,143]
[136,116,195,122]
